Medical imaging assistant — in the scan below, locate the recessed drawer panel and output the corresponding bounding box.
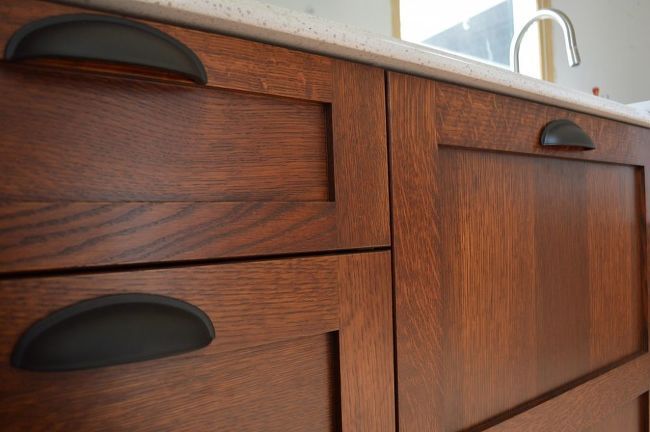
[3,333,339,432]
[0,65,330,203]
[0,252,395,431]
[0,0,389,273]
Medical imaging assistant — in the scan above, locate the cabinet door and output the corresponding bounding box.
[388,72,650,431]
[0,252,394,431]
[0,0,388,273]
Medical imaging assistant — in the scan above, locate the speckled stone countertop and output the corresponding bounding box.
[58,0,650,127]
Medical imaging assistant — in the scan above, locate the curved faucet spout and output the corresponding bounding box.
[510,8,580,73]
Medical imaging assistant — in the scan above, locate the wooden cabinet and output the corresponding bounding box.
[0,1,394,431]
[388,72,650,431]
[0,252,394,431]
[0,0,389,273]
[3,1,650,431]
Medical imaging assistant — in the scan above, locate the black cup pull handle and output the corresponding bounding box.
[11,293,215,372]
[541,119,595,150]
[4,14,208,84]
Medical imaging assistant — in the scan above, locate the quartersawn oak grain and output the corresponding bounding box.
[0,65,330,202]
[332,60,390,249]
[338,252,395,431]
[586,394,647,432]
[388,72,650,431]
[485,354,650,432]
[387,72,443,432]
[0,2,390,273]
[0,202,338,271]
[0,255,340,359]
[438,147,645,431]
[1,334,339,432]
[0,0,333,102]
[436,81,650,166]
[0,252,395,431]
[0,256,342,431]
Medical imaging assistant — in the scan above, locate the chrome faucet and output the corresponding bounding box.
[509,8,580,73]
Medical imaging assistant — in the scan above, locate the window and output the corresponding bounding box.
[399,0,545,78]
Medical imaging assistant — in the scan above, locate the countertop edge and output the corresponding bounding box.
[55,0,650,128]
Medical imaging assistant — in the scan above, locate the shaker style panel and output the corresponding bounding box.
[438,147,645,431]
[0,0,389,273]
[0,66,331,203]
[0,252,395,431]
[388,72,650,431]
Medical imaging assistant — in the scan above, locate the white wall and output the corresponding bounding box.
[261,0,394,37]
[550,0,650,103]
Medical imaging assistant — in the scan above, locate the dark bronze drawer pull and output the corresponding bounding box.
[4,14,208,84]
[11,293,215,371]
[541,119,595,150]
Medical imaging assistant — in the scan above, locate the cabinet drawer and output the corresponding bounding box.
[389,74,650,431]
[436,82,650,165]
[0,66,331,203]
[0,0,389,273]
[0,252,394,431]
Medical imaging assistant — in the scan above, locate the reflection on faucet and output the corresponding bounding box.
[510,8,581,73]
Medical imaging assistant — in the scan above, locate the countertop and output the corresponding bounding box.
[58,0,650,128]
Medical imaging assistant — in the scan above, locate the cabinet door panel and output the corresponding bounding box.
[388,72,650,431]
[439,148,644,430]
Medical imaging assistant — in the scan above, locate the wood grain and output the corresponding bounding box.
[586,394,647,432]
[387,72,650,431]
[0,255,340,358]
[0,334,339,432]
[0,64,329,202]
[438,147,644,430]
[0,255,347,430]
[338,252,395,431]
[0,3,390,272]
[0,0,333,102]
[332,60,390,249]
[0,202,338,272]
[0,250,397,430]
[438,145,537,431]
[387,72,443,432]
[436,81,650,166]
[484,354,650,432]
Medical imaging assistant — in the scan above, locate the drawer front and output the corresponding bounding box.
[0,0,389,273]
[0,252,394,431]
[388,74,650,431]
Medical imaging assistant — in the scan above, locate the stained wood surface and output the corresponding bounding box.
[0,256,343,431]
[0,64,330,202]
[485,354,650,432]
[439,147,645,431]
[387,72,443,432]
[586,394,647,432]
[331,60,390,249]
[0,251,395,430]
[0,202,337,272]
[338,252,395,431]
[388,72,650,432]
[1,334,339,432]
[0,2,389,273]
[0,255,340,359]
[0,0,333,102]
[436,81,650,166]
